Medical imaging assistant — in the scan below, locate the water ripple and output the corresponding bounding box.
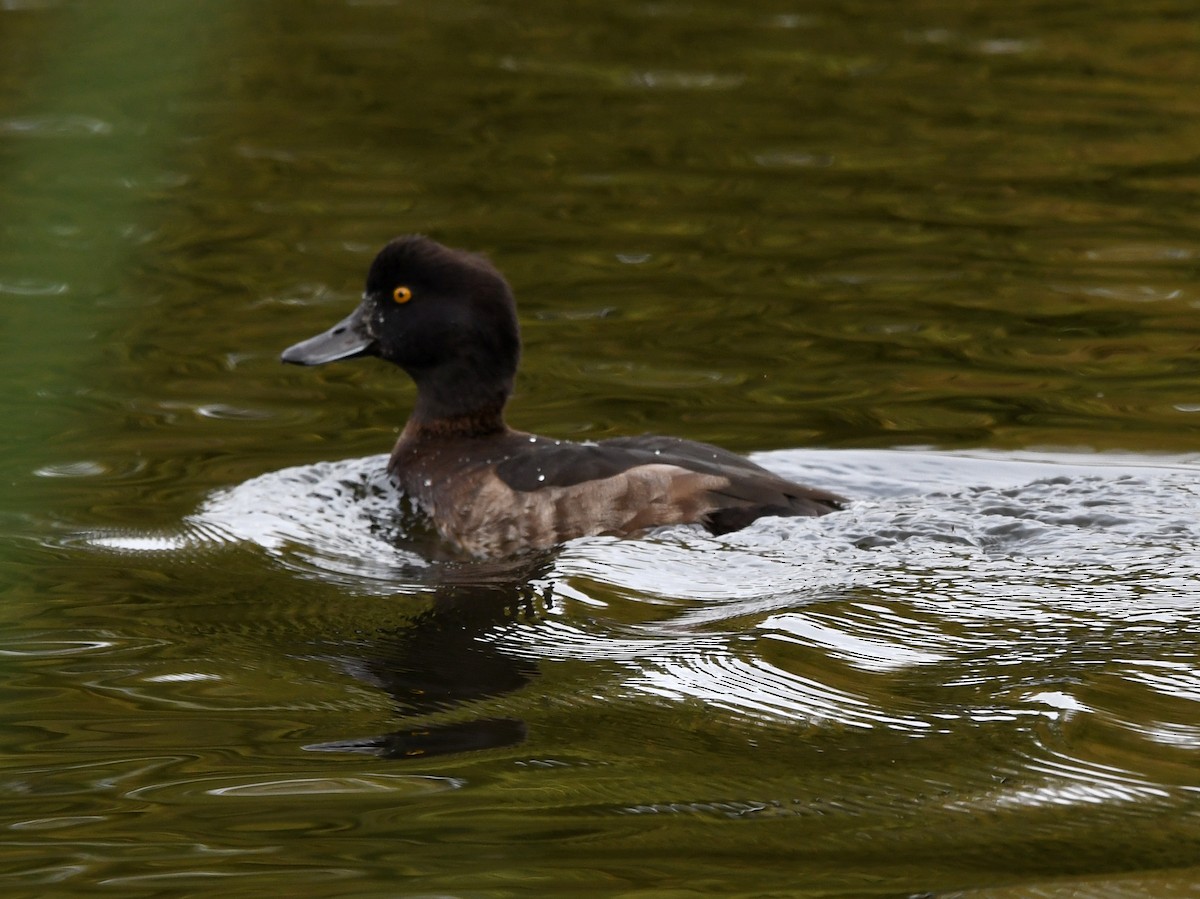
[128,772,463,801]
[74,449,1200,767]
[634,652,932,731]
[0,114,113,136]
[760,609,951,672]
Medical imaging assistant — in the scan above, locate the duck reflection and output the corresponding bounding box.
[306,551,555,760]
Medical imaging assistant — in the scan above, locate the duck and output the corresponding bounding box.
[281,236,845,558]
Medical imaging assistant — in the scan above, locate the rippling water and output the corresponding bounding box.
[6,0,1200,895]
[68,449,1200,891]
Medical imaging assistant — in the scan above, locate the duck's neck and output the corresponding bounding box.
[401,355,512,430]
[390,398,510,490]
[397,368,512,445]
[399,404,509,444]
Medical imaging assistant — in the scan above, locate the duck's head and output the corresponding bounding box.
[282,236,521,425]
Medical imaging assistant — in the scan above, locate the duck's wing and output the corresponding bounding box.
[602,435,800,479]
[603,435,845,527]
[492,438,658,491]
[492,435,844,536]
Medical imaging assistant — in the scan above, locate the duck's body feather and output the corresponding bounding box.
[389,429,842,557]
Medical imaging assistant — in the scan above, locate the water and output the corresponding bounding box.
[17,450,1200,896]
[4,0,1200,895]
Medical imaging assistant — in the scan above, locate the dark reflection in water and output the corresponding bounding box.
[307,554,556,760]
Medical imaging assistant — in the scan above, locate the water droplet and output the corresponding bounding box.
[537,474,546,482]
[528,436,537,443]
[423,478,432,487]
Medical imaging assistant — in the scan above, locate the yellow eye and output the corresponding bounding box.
[392,285,413,304]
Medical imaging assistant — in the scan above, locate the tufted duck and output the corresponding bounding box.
[282,236,844,557]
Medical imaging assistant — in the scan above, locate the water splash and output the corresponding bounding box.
[86,455,428,592]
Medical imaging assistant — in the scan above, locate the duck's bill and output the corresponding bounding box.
[281,303,376,365]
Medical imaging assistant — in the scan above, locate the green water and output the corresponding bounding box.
[4,1,1200,896]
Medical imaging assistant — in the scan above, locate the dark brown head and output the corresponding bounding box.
[282,236,521,425]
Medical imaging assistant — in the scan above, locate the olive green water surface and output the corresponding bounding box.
[4,1,1200,896]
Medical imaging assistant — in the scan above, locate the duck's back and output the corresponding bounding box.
[392,431,844,557]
